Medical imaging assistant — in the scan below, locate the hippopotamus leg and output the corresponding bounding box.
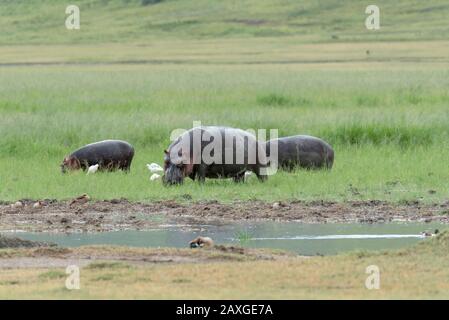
[253,167,268,182]
[246,164,268,182]
[122,162,131,172]
[280,160,296,172]
[233,172,245,183]
[80,159,90,171]
[196,164,208,183]
[117,160,130,172]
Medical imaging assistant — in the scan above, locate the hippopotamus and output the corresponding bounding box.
[266,135,334,170]
[61,140,135,173]
[163,126,268,185]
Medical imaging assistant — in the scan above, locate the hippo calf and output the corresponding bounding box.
[163,126,268,185]
[61,140,135,173]
[266,135,334,170]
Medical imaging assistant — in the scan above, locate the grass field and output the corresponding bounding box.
[1,0,449,44]
[1,0,449,301]
[0,0,448,203]
[1,48,448,202]
[1,232,449,299]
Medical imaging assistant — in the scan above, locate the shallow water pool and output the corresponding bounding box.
[7,220,445,256]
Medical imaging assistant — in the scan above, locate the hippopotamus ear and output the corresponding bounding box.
[69,157,81,170]
[164,149,169,155]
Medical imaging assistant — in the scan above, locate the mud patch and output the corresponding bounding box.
[0,245,295,269]
[0,199,448,233]
[0,234,56,249]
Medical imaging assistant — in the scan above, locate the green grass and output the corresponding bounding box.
[38,270,67,280]
[234,230,253,246]
[0,62,448,203]
[1,0,448,301]
[1,0,449,44]
[0,1,448,203]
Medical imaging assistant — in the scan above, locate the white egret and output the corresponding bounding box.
[87,164,99,175]
[147,163,164,173]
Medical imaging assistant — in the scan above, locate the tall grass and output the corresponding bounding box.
[0,63,448,202]
[318,124,434,147]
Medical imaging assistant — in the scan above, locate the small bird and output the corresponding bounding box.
[150,173,161,181]
[11,201,24,209]
[69,194,90,207]
[87,164,99,175]
[33,200,45,209]
[189,236,214,248]
[147,163,163,173]
[244,171,252,180]
[421,229,439,237]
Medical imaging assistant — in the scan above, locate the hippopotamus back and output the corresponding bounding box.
[266,135,334,170]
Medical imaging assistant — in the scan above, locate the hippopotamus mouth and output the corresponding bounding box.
[163,164,185,185]
[60,163,67,174]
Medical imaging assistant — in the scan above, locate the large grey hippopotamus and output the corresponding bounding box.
[163,126,268,185]
[266,135,334,170]
[61,140,135,173]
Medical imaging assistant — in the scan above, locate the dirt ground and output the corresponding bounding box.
[0,198,448,233]
[1,233,449,299]
[0,245,296,269]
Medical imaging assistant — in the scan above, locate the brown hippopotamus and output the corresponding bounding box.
[266,135,334,170]
[163,126,268,185]
[61,140,135,173]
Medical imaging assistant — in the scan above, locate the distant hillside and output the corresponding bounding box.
[0,0,448,44]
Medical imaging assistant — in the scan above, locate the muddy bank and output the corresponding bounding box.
[0,198,448,233]
[0,245,296,269]
[0,234,55,249]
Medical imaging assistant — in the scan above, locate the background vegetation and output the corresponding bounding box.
[0,0,447,203]
[1,0,449,44]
